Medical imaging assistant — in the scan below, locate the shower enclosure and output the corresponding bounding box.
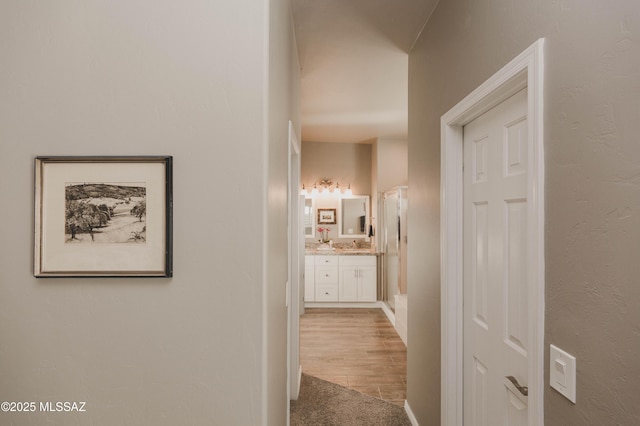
[380,187,408,313]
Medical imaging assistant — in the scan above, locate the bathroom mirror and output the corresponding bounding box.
[304,197,315,238]
[338,195,370,238]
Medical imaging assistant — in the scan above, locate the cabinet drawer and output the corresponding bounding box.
[315,267,338,283]
[315,284,338,301]
[315,256,338,266]
[339,255,376,266]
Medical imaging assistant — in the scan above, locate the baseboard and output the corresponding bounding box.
[304,301,383,309]
[380,301,396,326]
[404,400,419,426]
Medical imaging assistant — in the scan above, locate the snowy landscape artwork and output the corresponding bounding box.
[65,183,147,244]
[35,156,173,277]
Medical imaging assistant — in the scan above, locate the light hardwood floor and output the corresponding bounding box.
[299,308,407,406]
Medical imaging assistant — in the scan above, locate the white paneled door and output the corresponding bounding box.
[463,88,529,425]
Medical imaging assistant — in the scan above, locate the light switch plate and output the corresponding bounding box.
[550,344,576,403]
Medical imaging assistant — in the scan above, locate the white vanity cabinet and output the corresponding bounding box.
[314,255,339,301]
[338,255,377,302]
[305,254,377,303]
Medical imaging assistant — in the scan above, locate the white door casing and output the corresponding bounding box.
[441,39,544,426]
[288,121,303,404]
[463,88,529,425]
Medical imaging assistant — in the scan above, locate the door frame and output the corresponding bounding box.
[287,120,303,405]
[440,39,545,426]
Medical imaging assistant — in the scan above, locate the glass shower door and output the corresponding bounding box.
[383,191,400,312]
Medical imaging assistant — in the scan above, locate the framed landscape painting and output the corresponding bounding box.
[34,156,173,277]
[317,208,336,225]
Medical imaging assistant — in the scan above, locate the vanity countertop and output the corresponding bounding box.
[305,248,379,256]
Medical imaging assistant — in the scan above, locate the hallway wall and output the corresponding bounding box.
[267,0,301,423]
[407,0,640,424]
[0,1,298,425]
[375,138,408,193]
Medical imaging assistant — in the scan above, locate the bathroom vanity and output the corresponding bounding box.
[304,252,377,303]
[303,190,377,304]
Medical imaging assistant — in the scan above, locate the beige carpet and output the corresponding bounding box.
[290,374,412,426]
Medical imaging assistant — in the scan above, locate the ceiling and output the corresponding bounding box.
[291,0,440,143]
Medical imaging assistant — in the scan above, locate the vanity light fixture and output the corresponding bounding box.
[301,179,352,198]
[344,184,353,197]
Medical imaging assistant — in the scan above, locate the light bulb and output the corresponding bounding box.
[345,184,353,197]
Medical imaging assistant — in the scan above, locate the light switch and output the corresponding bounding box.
[554,359,567,386]
[550,344,576,403]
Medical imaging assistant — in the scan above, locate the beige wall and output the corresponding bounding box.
[408,0,640,424]
[301,141,372,242]
[301,141,372,196]
[0,1,298,425]
[375,138,408,193]
[267,0,300,424]
[372,138,408,256]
